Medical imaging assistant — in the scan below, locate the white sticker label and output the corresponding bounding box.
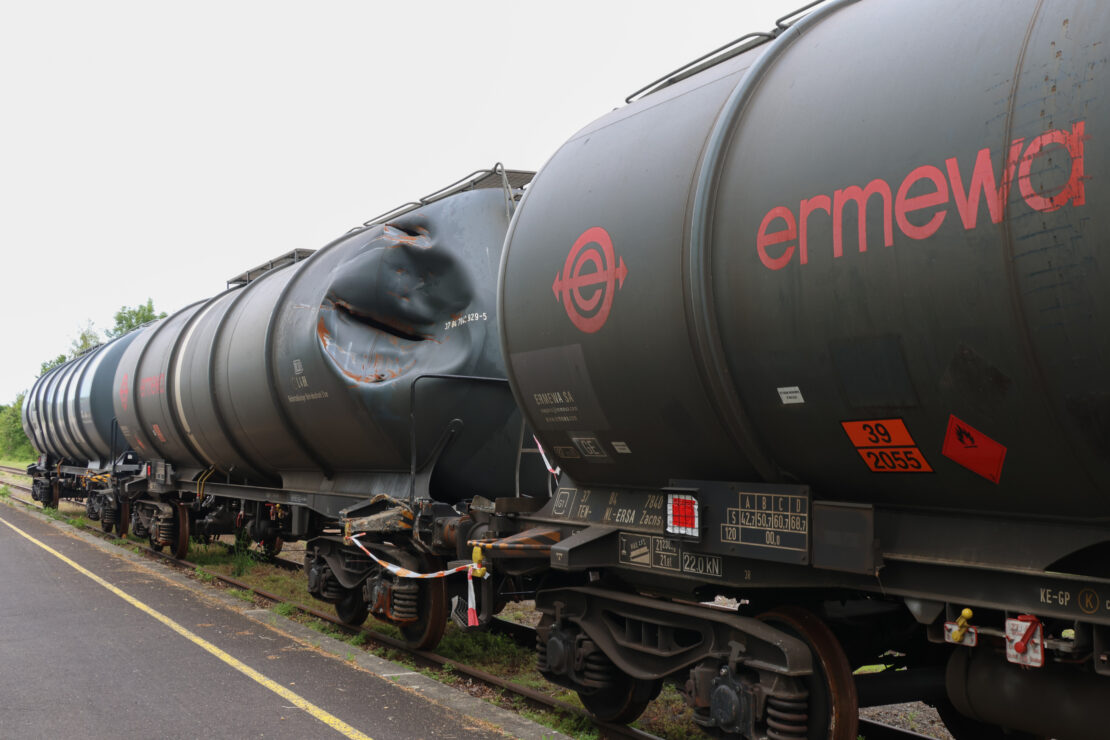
[777,386,805,405]
[611,441,631,454]
[1004,618,1044,667]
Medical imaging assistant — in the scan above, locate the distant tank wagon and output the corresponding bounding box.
[24,167,544,647]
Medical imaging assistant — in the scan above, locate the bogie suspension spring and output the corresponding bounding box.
[766,693,809,740]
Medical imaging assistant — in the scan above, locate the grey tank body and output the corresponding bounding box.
[113,186,522,502]
[500,0,1110,520]
[22,332,140,468]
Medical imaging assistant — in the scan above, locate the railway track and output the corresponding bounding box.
[0,475,935,740]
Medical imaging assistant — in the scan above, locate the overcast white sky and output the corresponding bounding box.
[0,0,802,403]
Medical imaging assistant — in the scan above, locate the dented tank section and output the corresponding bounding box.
[22,332,141,467]
[113,182,527,501]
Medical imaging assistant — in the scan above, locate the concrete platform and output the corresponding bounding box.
[0,500,568,739]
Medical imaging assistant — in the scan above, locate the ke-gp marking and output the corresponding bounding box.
[756,121,1086,270]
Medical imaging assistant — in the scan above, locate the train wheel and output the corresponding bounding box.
[116,500,130,537]
[578,675,662,725]
[173,503,190,559]
[400,578,448,650]
[758,607,858,740]
[335,590,369,627]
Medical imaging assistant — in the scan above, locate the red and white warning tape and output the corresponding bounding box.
[534,435,561,477]
[348,533,488,627]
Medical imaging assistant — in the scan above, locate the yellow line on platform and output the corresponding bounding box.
[0,515,372,740]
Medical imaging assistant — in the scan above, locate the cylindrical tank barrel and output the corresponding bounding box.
[500,0,1110,519]
[22,332,140,467]
[114,185,523,501]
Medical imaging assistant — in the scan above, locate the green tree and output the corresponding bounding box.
[69,320,101,357]
[0,393,36,460]
[107,298,166,338]
[39,354,66,376]
[38,320,99,379]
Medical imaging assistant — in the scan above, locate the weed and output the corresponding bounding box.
[436,626,532,675]
[307,619,342,638]
[346,651,356,662]
[193,568,215,584]
[349,631,367,647]
[227,588,255,604]
[65,516,88,528]
[633,682,701,739]
[368,619,402,641]
[0,485,10,498]
[371,647,415,668]
[230,547,255,577]
[109,538,129,546]
[518,708,598,740]
[272,602,296,618]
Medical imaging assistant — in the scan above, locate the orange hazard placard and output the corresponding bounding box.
[856,447,933,472]
[841,419,916,447]
[841,418,933,473]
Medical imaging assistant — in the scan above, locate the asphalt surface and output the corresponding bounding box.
[0,500,565,739]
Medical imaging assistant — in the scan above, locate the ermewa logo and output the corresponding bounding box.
[756,121,1086,270]
[553,226,628,333]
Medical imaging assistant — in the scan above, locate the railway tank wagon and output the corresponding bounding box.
[24,168,543,646]
[22,333,144,514]
[111,168,540,645]
[490,0,1110,737]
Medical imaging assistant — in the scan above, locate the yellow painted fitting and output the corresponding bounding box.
[471,545,487,578]
[951,607,974,642]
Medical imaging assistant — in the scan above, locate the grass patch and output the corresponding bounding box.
[307,618,343,638]
[633,682,701,739]
[367,618,403,641]
[193,568,215,584]
[185,541,236,567]
[187,539,257,577]
[518,707,599,740]
[227,588,255,604]
[436,626,533,675]
[0,485,10,498]
[65,516,88,529]
[272,602,297,618]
